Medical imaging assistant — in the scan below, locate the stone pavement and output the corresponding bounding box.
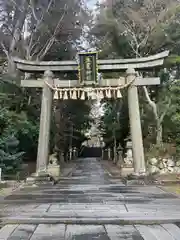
[2,223,180,239]
[1,158,180,239]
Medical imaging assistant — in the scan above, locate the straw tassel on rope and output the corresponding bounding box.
[106,88,111,99]
[59,90,63,99]
[63,90,68,100]
[99,89,104,99]
[80,91,85,100]
[45,75,136,100]
[71,89,77,99]
[54,90,58,99]
[117,88,122,98]
[91,91,96,100]
[53,86,123,100]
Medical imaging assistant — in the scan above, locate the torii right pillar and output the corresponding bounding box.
[126,68,146,175]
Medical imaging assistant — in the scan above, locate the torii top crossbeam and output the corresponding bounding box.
[13,50,169,73]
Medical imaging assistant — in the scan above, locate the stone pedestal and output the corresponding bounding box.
[47,164,60,180]
[121,166,134,177]
[26,171,50,186]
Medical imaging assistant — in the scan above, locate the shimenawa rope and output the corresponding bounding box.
[44,76,136,100]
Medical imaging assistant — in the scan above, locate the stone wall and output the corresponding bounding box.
[148,157,180,174]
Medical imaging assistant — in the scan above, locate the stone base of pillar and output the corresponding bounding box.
[25,171,53,186]
[32,171,50,177]
[131,170,147,177]
[122,171,157,185]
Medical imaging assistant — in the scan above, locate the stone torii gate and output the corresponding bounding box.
[13,50,169,179]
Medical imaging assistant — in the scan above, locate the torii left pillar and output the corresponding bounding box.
[36,70,54,175]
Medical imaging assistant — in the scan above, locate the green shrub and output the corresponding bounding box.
[0,135,24,174]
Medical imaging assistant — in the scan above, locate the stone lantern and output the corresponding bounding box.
[124,137,133,166]
[108,148,111,160]
[120,137,134,177]
[116,144,123,168]
[72,147,77,160]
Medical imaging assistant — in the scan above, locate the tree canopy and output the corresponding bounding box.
[91,0,180,159]
[0,0,91,176]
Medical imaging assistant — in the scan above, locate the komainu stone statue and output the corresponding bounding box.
[49,152,58,165]
[47,152,60,179]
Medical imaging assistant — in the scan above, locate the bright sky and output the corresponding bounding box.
[87,0,97,8]
[87,0,103,9]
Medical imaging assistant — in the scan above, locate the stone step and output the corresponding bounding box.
[0,200,152,205]
[4,211,180,219]
[1,206,180,217]
[27,175,51,181]
[1,223,180,240]
[2,215,180,225]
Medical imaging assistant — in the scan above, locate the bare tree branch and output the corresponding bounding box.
[143,85,171,125]
[159,98,171,123]
[26,0,54,59]
[29,0,39,22]
[29,36,41,57]
[1,42,9,58]
[36,3,68,60]
[143,86,159,121]
[9,0,28,55]
[122,20,142,57]
[10,0,24,12]
[138,32,150,48]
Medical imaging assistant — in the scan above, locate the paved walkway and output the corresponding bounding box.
[1,158,180,239]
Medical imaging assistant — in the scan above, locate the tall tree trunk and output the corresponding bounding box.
[143,86,162,145]
[156,121,163,145]
[143,86,171,146]
[7,55,17,76]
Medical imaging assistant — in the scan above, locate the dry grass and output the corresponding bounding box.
[0,187,13,197]
[156,173,180,181]
[163,185,180,195]
[154,173,180,195]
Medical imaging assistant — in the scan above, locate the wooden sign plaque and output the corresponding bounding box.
[78,52,98,85]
